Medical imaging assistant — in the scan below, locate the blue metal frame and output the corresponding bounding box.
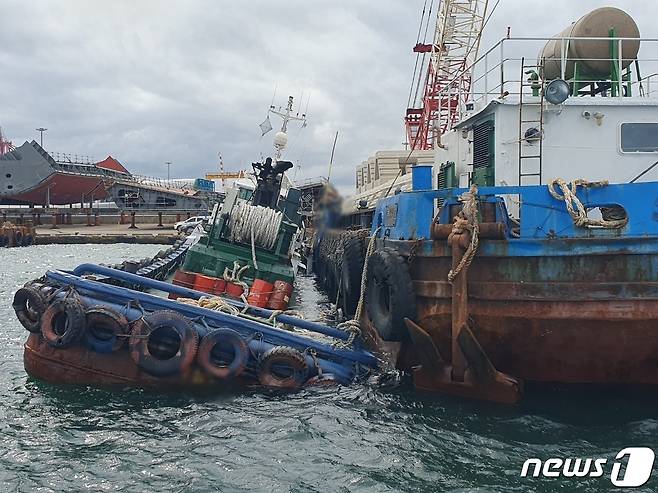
[371,182,658,248]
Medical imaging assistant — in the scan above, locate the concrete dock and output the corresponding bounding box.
[34,223,182,245]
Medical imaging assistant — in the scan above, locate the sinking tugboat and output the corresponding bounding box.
[314,6,658,403]
[15,265,377,389]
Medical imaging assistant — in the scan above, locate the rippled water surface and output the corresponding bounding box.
[0,244,657,492]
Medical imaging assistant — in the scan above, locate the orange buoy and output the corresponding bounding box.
[266,280,293,310]
[194,274,217,294]
[247,279,274,308]
[225,282,245,298]
[212,279,227,295]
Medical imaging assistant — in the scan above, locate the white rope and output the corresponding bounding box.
[548,178,628,229]
[228,202,282,250]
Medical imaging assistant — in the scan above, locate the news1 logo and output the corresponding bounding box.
[520,447,655,487]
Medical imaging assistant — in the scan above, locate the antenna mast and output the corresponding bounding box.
[405,0,488,150]
[268,96,307,160]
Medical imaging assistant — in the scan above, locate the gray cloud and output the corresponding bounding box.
[0,0,654,193]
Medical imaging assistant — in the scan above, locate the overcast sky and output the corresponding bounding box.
[0,0,653,192]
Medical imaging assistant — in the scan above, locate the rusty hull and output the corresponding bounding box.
[377,238,658,385]
[23,334,246,389]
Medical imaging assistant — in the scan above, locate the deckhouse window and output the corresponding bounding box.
[620,123,658,152]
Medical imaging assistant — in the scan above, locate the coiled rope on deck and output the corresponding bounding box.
[548,178,628,229]
[228,202,283,250]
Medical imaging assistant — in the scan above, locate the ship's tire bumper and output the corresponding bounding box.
[129,310,199,377]
[365,248,416,342]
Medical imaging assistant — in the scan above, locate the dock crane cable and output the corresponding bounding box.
[407,0,436,110]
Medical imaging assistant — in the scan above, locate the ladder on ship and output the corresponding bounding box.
[518,57,544,185]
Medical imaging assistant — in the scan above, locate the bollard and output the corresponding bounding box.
[158,212,164,228]
[129,212,137,229]
[94,213,100,226]
[119,212,125,225]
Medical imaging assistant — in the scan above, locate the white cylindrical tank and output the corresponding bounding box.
[539,7,640,80]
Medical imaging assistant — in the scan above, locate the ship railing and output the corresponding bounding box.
[433,36,658,127]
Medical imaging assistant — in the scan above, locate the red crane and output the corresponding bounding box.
[405,0,489,150]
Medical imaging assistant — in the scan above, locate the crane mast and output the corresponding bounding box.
[405,0,488,150]
[0,126,14,155]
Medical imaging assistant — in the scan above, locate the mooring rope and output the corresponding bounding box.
[548,178,628,229]
[447,185,480,283]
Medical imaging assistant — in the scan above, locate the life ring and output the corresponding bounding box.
[197,328,249,379]
[129,310,199,377]
[258,346,308,389]
[84,307,129,353]
[339,235,365,317]
[13,285,47,333]
[365,248,416,341]
[41,298,86,347]
[21,234,34,247]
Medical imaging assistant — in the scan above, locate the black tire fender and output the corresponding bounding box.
[197,328,249,379]
[13,286,47,333]
[129,310,199,377]
[365,248,416,342]
[84,307,130,353]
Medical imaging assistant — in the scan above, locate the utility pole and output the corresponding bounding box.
[36,127,47,148]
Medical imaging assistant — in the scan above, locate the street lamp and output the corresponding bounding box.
[165,161,172,188]
[36,127,47,148]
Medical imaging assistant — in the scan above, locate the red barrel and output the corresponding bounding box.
[225,282,245,298]
[266,280,293,310]
[170,270,197,299]
[194,274,217,294]
[212,279,227,296]
[247,279,274,308]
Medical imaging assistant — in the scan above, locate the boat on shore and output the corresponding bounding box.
[312,6,658,403]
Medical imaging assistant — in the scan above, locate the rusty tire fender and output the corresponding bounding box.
[129,310,199,377]
[258,346,308,389]
[197,328,249,379]
[41,298,86,348]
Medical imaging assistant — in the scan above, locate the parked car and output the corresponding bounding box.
[174,216,209,233]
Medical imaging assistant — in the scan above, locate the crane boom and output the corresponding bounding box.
[405,0,488,150]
